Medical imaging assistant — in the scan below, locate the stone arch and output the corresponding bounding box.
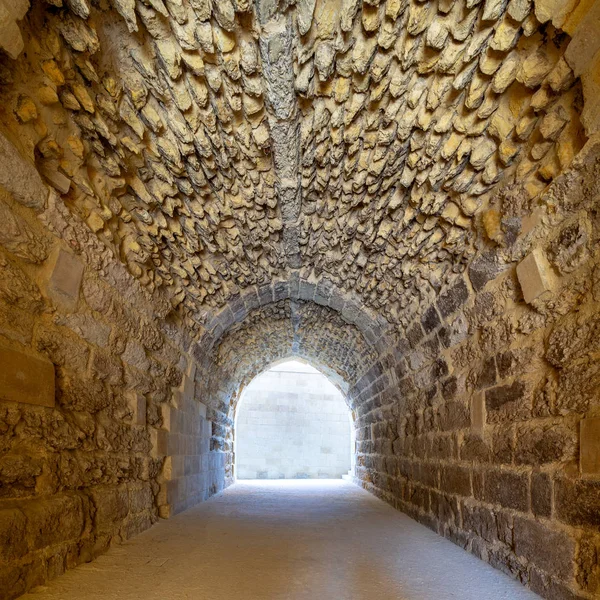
[190,280,400,487]
[193,273,396,356]
[191,273,400,413]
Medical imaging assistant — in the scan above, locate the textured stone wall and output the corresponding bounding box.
[0,140,219,599]
[352,140,600,600]
[0,0,592,329]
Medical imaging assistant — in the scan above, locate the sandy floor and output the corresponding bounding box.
[21,480,540,600]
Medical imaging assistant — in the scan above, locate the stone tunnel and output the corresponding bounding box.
[0,0,600,598]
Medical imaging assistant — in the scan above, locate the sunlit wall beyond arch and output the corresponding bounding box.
[235,359,353,479]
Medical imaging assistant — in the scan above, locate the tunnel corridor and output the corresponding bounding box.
[1,0,600,598]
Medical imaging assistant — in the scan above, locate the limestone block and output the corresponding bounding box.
[471,391,486,436]
[0,344,55,407]
[128,392,147,426]
[88,486,129,535]
[38,164,71,194]
[46,248,84,310]
[23,494,85,549]
[152,429,169,457]
[516,248,552,304]
[161,403,171,431]
[0,132,47,211]
[0,507,27,561]
[581,417,600,474]
[513,515,575,580]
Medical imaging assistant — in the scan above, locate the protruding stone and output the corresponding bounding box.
[516,248,552,304]
[581,418,600,474]
[296,0,316,35]
[471,391,486,436]
[0,343,55,407]
[15,95,37,123]
[46,248,85,310]
[39,164,71,194]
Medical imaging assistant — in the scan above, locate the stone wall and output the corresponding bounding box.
[236,360,351,479]
[352,140,600,600]
[0,139,220,599]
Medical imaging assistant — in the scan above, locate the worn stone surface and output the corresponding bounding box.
[580,417,600,474]
[0,0,600,599]
[0,175,217,598]
[0,344,55,407]
[46,249,84,311]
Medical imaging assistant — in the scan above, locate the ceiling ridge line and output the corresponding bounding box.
[257,4,303,270]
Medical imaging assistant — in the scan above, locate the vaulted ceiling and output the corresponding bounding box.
[0,0,586,332]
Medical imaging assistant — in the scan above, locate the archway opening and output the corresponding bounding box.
[234,359,354,480]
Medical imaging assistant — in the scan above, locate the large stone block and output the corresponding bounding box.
[513,516,575,579]
[485,380,527,421]
[128,392,146,426]
[128,484,154,514]
[470,392,486,436]
[516,422,575,465]
[531,471,552,518]
[0,508,27,561]
[23,494,85,550]
[0,344,55,407]
[484,469,529,512]
[152,429,169,457]
[580,417,600,474]
[46,249,84,310]
[89,486,129,535]
[440,464,472,496]
[438,400,470,431]
[462,503,497,543]
[555,478,600,528]
[516,248,552,304]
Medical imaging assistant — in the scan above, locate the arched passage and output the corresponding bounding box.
[1,0,600,596]
[235,358,354,480]
[160,286,399,517]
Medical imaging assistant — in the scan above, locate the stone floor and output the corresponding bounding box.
[21,481,541,600]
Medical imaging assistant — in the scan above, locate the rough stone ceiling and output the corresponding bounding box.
[215,298,378,391]
[0,0,586,330]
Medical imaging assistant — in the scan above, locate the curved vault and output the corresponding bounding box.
[0,0,591,334]
[190,277,394,475]
[1,0,600,599]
